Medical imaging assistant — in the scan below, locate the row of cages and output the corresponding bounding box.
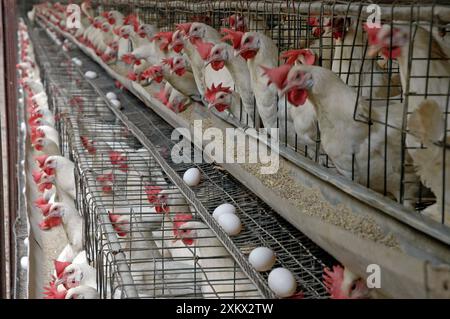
[34,0,450,229]
[33,26,331,298]
[42,49,262,299]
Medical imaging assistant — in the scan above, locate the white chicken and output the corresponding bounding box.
[142,57,200,100]
[56,259,97,290]
[330,18,401,98]
[171,23,227,96]
[203,40,258,127]
[32,136,60,156]
[264,51,321,155]
[408,99,450,225]
[323,265,369,299]
[223,29,280,132]
[44,202,83,252]
[65,285,100,299]
[43,155,76,201]
[176,221,258,298]
[271,63,420,207]
[367,23,450,208]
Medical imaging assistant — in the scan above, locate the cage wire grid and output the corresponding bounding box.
[30,24,334,299]
[73,0,450,225]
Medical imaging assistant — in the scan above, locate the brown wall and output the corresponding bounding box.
[0,0,17,299]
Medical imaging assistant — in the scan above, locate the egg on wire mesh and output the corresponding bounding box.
[212,203,236,220]
[217,213,242,236]
[268,267,297,298]
[249,247,276,272]
[106,92,118,101]
[183,168,201,186]
[110,99,122,109]
[84,71,97,79]
[72,58,83,67]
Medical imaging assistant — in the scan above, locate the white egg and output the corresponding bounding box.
[23,237,29,248]
[84,71,97,79]
[268,268,297,298]
[72,59,82,67]
[20,256,28,270]
[110,99,122,109]
[106,92,118,101]
[249,247,276,272]
[183,168,201,187]
[217,213,242,236]
[18,98,24,104]
[212,203,236,220]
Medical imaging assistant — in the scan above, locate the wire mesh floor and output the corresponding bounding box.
[30,25,335,299]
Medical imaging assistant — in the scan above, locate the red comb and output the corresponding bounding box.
[38,203,52,216]
[124,14,140,32]
[194,39,214,61]
[176,23,192,34]
[154,86,170,106]
[96,173,114,183]
[115,80,123,89]
[80,136,96,155]
[127,71,138,81]
[205,83,232,103]
[32,170,44,184]
[364,23,381,45]
[260,64,291,89]
[220,28,243,49]
[121,53,136,65]
[173,213,194,245]
[161,57,175,69]
[109,151,124,164]
[31,127,45,143]
[142,65,163,83]
[101,11,109,18]
[307,17,319,27]
[54,260,71,278]
[281,49,316,65]
[34,196,49,207]
[38,182,53,193]
[323,265,345,299]
[35,155,49,168]
[113,27,121,36]
[173,213,193,230]
[108,212,128,237]
[150,31,171,42]
[43,280,67,299]
[145,185,162,204]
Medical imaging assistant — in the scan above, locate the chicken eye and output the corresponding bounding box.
[244,37,250,43]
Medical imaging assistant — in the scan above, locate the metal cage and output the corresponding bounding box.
[30,24,334,298]
[85,0,450,226]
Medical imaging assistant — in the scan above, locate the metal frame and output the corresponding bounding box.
[30,23,335,298]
